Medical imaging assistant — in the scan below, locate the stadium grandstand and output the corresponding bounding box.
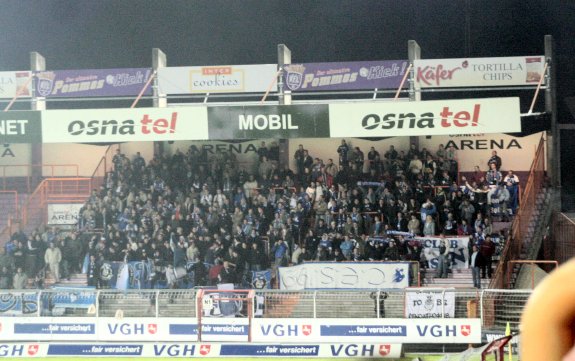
[0,38,568,360]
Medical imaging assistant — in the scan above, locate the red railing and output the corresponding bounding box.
[548,213,575,264]
[19,178,92,231]
[0,164,79,193]
[506,260,558,289]
[91,144,120,191]
[491,135,546,288]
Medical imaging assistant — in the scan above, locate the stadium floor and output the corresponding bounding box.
[0,356,518,361]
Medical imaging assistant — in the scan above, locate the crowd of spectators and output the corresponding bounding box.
[0,141,519,289]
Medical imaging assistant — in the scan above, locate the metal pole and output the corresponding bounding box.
[4,76,33,111]
[130,70,157,108]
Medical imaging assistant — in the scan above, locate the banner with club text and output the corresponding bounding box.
[414,56,545,88]
[158,64,278,94]
[282,60,409,91]
[328,97,521,137]
[415,236,470,269]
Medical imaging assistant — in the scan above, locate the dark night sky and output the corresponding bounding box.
[1,0,575,205]
[2,1,574,106]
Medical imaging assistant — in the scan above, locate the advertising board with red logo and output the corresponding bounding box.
[328,97,521,138]
[158,64,278,94]
[414,56,545,88]
[41,107,209,143]
[252,318,481,343]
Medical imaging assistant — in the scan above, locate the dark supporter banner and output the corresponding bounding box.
[0,111,42,143]
[35,68,153,97]
[207,104,330,139]
[282,60,409,91]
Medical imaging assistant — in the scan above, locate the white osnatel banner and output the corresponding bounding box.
[328,97,521,138]
[47,203,84,225]
[414,56,545,88]
[158,64,278,94]
[405,290,456,318]
[41,107,209,143]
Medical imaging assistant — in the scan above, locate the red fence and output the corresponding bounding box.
[491,135,546,288]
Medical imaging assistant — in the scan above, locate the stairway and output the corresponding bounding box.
[422,268,491,289]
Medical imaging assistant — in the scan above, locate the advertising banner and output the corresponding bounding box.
[158,64,278,94]
[405,290,456,318]
[252,318,481,344]
[414,56,545,88]
[328,97,521,137]
[282,60,409,91]
[41,107,209,143]
[207,105,330,139]
[1,316,479,344]
[0,342,402,358]
[34,68,152,97]
[0,71,32,99]
[415,236,470,269]
[0,111,42,144]
[47,203,83,225]
[277,262,410,290]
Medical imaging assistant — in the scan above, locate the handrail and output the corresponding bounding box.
[491,135,546,289]
[506,260,558,289]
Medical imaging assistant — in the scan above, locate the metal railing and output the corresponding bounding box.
[0,164,79,193]
[506,260,558,289]
[491,135,546,289]
[0,288,531,331]
[548,212,575,264]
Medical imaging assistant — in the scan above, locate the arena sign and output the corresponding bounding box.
[282,60,409,91]
[41,107,209,143]
[0,71,31,99]
[0,111,42,143]
[328,97,521,137]
[414,56,545,88]
[34,68,153,97]
[158,64,278,94]
[207,104,330,139]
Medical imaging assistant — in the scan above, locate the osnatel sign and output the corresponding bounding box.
[41,107,209,143]
[0,111,42,144]
[328,97,521,138]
